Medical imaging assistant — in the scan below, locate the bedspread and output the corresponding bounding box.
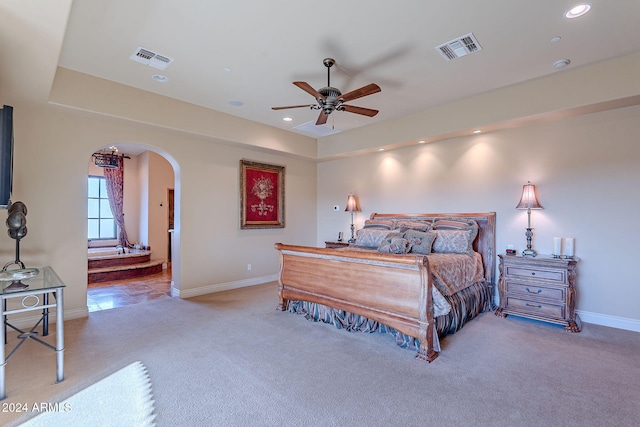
[427,252,485,296]
[340,247,484,296]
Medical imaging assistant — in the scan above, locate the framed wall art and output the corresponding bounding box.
[240,160,285,229]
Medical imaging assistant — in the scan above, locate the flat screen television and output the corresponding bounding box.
[0,105,14,208]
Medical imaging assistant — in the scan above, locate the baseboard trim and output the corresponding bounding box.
[174,274,278,299]
[577,309,640,333]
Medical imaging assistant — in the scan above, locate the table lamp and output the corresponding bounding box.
[345,194,361,243]
[516,181,543,257]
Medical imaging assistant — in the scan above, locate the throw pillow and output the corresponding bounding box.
[404,229,437,255]
[377,237,411,254]
[354,228,392,248]
[432,229,474,254]
[395,220,433,232]
[363,219,396,230]
[433,218,479,243]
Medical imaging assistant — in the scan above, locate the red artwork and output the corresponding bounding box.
[240,160,285,229]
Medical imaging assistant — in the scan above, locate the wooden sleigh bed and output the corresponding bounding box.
[275,212,496,363]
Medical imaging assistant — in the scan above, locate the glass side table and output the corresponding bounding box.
[0,266,65,400]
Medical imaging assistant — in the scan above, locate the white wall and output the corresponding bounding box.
[318,104,640,329]
[4,105,317,317]
[136,150,174,268]
[145,151,174,263]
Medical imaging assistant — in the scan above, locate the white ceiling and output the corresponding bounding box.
[21,1,640,138]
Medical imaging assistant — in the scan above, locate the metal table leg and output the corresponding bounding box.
[43,293,49,336]
[1,297,6,400]
[55,288,64,383]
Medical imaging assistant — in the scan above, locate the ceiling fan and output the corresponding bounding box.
[272,58,381,126]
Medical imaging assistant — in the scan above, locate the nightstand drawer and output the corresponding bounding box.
[504,266,565,283]
[506,282,565,302]
[505,296,565,319]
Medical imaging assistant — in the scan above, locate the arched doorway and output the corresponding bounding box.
[86,143,181,311]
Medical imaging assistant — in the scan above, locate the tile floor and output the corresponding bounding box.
[87,269,172,312]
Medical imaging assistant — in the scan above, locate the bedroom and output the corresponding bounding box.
[0,0,637,352]
[0,1,639,424]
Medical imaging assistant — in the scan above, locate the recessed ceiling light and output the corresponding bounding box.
[152,74,169,82]
[565,4,591,19]
[473,129,482,134]
[550,36,562,43]
[223,67,232,72]
[228,100,244,106]
[283,117,293,122]
[553,59,571,69]
[378,148,385,151]
[418,140,426,144]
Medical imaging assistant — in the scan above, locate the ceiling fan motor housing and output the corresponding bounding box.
[319,86,342,114]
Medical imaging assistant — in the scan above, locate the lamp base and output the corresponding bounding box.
[5,280,28,290]
[348,219,356,244]
[522,248,537,257]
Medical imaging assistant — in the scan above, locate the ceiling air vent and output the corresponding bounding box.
[130,46,174,70]
[435,33,482,61]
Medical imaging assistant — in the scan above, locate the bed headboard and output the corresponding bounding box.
[370,212,496,286]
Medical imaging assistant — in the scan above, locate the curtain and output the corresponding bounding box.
[104,156,132,248]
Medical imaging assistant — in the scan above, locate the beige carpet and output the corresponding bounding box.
[2,282,639,426]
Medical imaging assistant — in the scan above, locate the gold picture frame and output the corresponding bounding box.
[240,160,285,229]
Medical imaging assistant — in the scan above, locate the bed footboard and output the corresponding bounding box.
[274,243,438,363]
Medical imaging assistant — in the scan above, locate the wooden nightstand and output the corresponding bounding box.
[495,254,581,332]
[325,241,350,248]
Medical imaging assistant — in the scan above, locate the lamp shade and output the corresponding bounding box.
[515,181,543,210]
[345,194,361,212]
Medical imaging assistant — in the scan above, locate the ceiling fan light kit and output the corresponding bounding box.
[273,58,381,125]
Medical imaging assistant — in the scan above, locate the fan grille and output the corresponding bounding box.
[319,87,342,99]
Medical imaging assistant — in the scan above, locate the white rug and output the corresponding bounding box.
[21,361,156,426]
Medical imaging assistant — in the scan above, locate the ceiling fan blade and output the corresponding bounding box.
[339,83,381,103]
[293,81,326,100]
[341,104,379,117]
[315,110,329,125]
[271,104,313,110]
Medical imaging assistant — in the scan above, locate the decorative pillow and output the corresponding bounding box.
[432,229,474,254]
[363,219,396,230]
[404,229,437,255]
[433,218,479,244]
[377,237,411,254]
[354,228,392,248]
[395,220,433,232]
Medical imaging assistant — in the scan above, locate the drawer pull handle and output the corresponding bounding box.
[525,303,542,309]
[525,287,542,294]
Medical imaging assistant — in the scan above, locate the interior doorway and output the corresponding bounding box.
[87,146,180,311]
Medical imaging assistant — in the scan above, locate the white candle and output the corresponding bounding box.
[564,238,574,257]
[553,237,562,256]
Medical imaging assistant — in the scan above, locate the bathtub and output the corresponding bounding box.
[88,247,151,260]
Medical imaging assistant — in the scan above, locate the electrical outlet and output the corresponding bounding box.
[247,264,252,271]
[333,205,340,211]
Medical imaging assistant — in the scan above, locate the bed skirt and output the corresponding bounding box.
[286,280,494,352]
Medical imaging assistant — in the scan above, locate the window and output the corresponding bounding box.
[88,176,116,239]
